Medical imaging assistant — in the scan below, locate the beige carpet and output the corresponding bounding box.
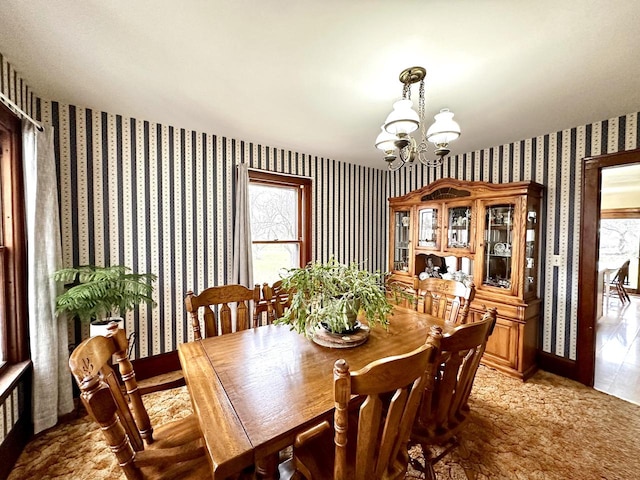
[8,366,640,480]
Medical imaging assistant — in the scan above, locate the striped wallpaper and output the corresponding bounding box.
[41,100,388,359]
[2,50,640,367]
[388,113,640,360]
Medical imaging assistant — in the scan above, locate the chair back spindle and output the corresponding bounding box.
[413,277,475,324]
[185,284,261,339]
[263,279,292,324]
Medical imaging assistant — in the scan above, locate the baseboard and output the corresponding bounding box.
[536,351,579,382]
[131,350,181,381]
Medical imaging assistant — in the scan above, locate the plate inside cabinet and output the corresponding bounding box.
[494,243,506,254]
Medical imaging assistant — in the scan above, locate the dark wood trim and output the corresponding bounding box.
[248,169,313,267]
[536,351,578,381]
[248,169,312,186]
[0,360,31,404]
[0,103,28,366]
[600,207,640,219]
[577,148,640,386]
[0,361,32,480]
[0,409,32,480]
[131,350,181,381]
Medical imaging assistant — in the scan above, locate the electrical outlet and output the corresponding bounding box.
[551,255,562,266]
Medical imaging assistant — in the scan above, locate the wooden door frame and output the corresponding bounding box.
[577,148,640,386]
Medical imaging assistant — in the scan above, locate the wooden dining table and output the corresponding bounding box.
[178,305,449,479]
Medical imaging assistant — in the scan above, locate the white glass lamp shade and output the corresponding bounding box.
[426,109,461,145]
[375,125,398,151]
[384,99,420,135]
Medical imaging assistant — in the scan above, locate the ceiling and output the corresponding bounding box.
[1,0,640,169]
[602,164,640,194]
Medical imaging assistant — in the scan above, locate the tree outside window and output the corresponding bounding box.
[248,171,311,285]
[599,218,640,290]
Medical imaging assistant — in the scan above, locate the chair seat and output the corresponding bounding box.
[137,370,186,396]
[134,414,212,479]
[294,415,408,480]
[294,424,341,479]
[411,405,470,446]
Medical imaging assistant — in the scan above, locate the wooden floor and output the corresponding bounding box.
[595,293,640,405]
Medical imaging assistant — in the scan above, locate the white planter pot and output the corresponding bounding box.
[90,317,124,337]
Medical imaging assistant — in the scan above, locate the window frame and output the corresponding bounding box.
[248,170,312,279]
[0,102,28,372]
[599,208,640,293]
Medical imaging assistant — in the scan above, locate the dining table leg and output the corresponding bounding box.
[255,452,280,479]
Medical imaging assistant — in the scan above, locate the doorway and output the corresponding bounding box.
[577,148,640,388]
[593,164,640,404]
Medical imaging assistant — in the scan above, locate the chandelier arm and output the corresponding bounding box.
[418,155,443,168]
[388,156,406,171]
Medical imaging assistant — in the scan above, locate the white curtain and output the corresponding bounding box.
[23,122,73,434]
[232,162,253,287]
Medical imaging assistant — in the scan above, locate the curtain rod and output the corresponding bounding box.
[0,91,43,130]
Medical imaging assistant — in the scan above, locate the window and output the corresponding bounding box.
[248,170,311,285]
[0,103,28,370]
[599,214,640,292]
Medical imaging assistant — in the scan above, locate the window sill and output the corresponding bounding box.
[0,360,31,405]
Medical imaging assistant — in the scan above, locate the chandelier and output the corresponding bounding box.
[375,66,461,170]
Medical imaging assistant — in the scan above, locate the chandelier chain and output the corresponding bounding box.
[402,82,411,100]
[418,79,426,139]
[415,78,436,166]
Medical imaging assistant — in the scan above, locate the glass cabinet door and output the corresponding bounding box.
[446,204,472,250]
[483,203,515,289]
[524,196,540,296]
[417,206,440,249]
[393,210,411,272]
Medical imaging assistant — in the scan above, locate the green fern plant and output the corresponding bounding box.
[54,265,157,323]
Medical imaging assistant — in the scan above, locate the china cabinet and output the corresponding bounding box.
[390,208,412,274]
[388,178,544,380]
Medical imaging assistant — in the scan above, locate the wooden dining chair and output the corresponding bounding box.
[264,279,292,324]
[611,260,631,303]
[185,284,261,339]
[253,282,271,327]
[413,277,476,324]
[68,324,212,480]
[289,325,443,480]
[410,307,497,479]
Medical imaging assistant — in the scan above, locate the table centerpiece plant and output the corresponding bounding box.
[275,257,402,336]
[54,265,157,336]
